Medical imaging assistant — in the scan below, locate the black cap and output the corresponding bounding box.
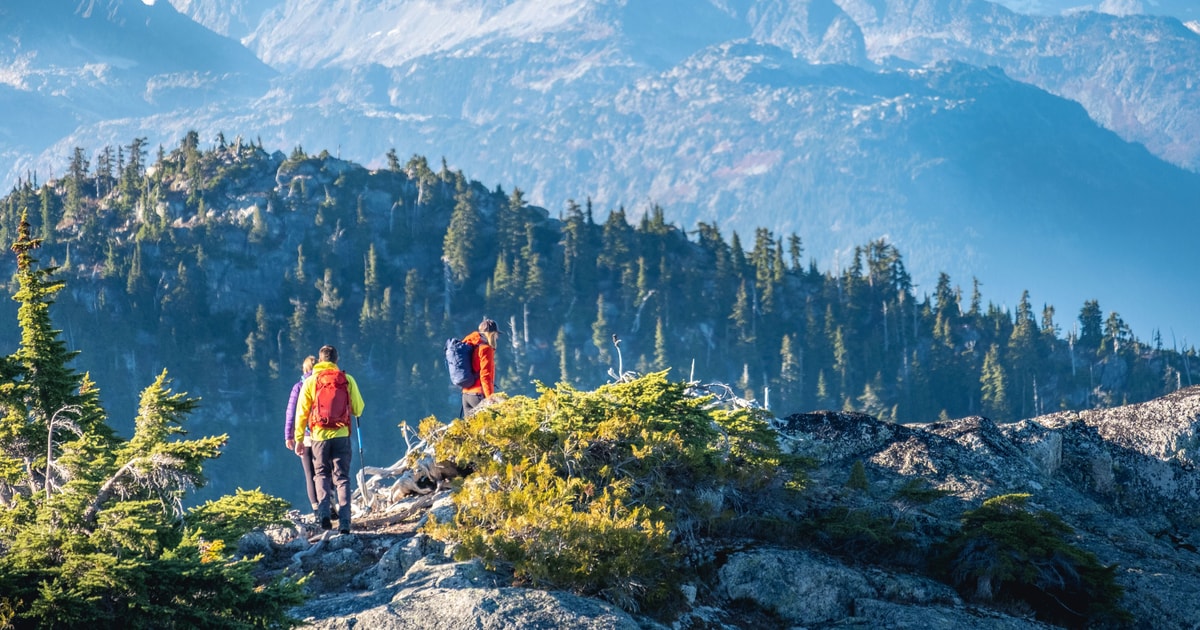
[480,318,500,334]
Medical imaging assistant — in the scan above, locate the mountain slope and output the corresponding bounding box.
[6,0,1200,341]
[0,0,273,161]
[830,0,1200,171]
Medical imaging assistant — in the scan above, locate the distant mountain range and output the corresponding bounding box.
[991,0,1198,19]
[4,0,1200,342]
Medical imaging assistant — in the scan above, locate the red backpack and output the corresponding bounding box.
[311,369,352,430]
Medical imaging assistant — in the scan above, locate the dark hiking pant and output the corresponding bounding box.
[300,442,319,510]
[461,392,486,418]
[312,435,352,530]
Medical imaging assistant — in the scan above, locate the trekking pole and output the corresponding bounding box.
[354,415,372,510]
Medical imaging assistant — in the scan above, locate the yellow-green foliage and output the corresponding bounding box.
[423,372,797,614]
[938,493,1130,628]
[187,488,291,548]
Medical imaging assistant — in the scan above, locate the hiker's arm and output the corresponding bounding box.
[284,381,301,448]
[479,346,496,398]
[294,379,313,453]
[347,374,365,417]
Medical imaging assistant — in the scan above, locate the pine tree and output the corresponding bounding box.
[64,146,89,224]
[1078,300,1103,355]
[980,343,1011,421]
[1008,290,1039,417]
[38,184,56,244]
[592,294,612,369]
[779,333,802,412]
[730,280,753,344]
[243,305,270,371]
[8,210,104,444]
[653,317,669,371]
[315,268,343,325]
[403,268,423,340]
[555,326,572,385]
[442,186,479,285]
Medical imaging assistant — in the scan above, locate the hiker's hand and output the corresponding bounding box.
[293,441,305,457]
[286,439,295,451]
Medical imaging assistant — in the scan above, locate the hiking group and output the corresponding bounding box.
[284,318,500,533]
[286,345,365,533]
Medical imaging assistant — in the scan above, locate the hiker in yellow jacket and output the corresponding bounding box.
[293,345,365,533]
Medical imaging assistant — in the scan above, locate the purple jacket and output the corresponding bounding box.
[284,372,311,440]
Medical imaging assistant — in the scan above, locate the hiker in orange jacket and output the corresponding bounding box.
[293,345,365,533]
[460,317,500,418]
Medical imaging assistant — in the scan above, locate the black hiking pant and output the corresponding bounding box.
[312,435,352,530]
[461,392,486,418]
[300,442,319,510]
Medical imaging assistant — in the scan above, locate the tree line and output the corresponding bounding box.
[0,132,1193,501]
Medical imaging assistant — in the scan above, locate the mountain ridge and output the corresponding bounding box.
[4,0,1200,341]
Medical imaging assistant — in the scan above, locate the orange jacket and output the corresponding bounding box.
[460,331,495,397]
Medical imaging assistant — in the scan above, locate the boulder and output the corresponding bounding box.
[296,559,644,630]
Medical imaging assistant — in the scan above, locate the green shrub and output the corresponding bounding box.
[936,493,1130,628]
[187,487,291,548]
[803,506,909,561]
[423,372,800,615]
[846,460,869,491]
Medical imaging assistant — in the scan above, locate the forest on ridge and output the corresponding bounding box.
[0,132,1193,503]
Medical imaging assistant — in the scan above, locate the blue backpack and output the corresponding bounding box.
[445,338,478,387]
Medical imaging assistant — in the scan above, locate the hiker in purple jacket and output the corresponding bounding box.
[285,355,320,514]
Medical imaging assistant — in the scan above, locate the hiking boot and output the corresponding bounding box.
[320,516,332,530]
[339,528,351,535]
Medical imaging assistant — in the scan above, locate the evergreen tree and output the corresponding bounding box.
[592,294,612,369]
[555,326,572,385]
[1078,300,1103,355]
[1008,291,1039,418]
[63,146,89,224]
[779,333,802,413]
[653,317,669,371]
[0,237,303,627]
[8,211,104,441]
[730,280,753,344]
[980,343,1011,421]
[442,186,479,286]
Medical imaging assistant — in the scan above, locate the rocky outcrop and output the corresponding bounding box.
[249,387,1200,628]
[778,385,1200,628]
[294,555,644,630]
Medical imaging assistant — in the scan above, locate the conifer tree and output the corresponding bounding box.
[653,317,668,371]
[730,280,753,344]
[0,234,302,628]
[1008,291,1039,417]
[402,268,423,340]
[315,268,343,325]
[521,223,547,306]
[442,186,479,285]
[779,333,802,412]
[64,146,89,223]
[555,326,572,385]
[38,184,56,244]
[592,294,612,369]
[981,343,1011,421]
[1078,300,1103,355]
[7,211,106,448]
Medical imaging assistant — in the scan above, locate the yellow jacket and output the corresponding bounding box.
[294,361,365,442]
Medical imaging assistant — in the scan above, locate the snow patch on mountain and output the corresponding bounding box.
[249,0,587,70]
